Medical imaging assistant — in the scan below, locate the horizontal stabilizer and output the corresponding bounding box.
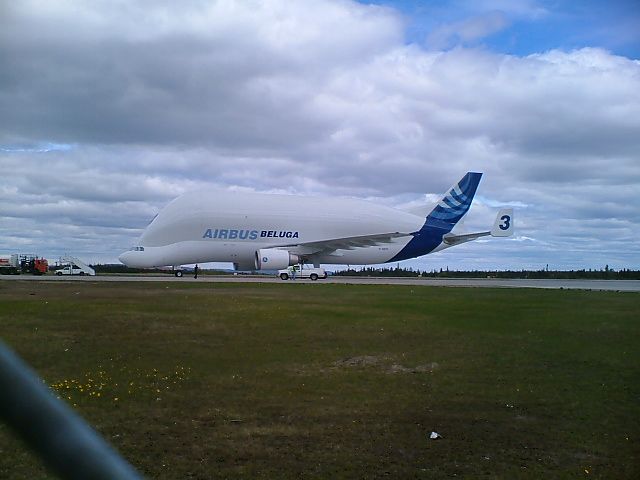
[442,208,514,246]
[442,231,490,246]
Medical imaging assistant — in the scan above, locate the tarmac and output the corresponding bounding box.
[1,274,639,291]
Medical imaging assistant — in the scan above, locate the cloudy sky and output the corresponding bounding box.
[1,0,639,271]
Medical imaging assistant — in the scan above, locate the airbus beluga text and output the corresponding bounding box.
[119,172,513,272]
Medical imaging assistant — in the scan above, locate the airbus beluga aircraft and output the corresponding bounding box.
[119,172,513,272]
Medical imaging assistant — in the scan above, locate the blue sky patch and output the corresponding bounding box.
[360,0,640,58]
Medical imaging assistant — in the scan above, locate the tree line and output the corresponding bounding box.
[333,266,640,280]
[91,263,640,279]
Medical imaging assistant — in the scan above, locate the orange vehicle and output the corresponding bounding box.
[0,254,48,275]
[25,257,49,275]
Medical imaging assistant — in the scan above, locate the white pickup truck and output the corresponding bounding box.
[277,265,327,281]
[55,265,94,276]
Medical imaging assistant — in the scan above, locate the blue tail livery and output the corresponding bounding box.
[425,172,482,230]
[390,172,483,261]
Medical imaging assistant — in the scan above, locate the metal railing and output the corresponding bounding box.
[0,341,143,479]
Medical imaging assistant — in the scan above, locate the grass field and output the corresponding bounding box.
[0,281,638,479]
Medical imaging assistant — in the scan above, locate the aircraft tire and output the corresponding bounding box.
[280,273,289,280]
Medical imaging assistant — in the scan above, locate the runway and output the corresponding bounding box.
[1,274,639,291]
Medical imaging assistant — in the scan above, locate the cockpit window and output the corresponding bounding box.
[129,246,145,251]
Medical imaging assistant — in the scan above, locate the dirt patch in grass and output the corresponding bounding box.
[333,354,384,367]
[332,355,440,374]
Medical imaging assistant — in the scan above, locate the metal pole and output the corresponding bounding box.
[0,341,143,479]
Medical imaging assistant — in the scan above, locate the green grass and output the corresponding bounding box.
[0,281,638,479]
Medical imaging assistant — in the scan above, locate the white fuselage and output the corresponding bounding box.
[119,190,444,269]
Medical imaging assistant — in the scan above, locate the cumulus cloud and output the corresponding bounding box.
[0,0,638,269]
[0,0,401,147]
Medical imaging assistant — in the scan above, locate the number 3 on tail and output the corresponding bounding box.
[499,215,511,231]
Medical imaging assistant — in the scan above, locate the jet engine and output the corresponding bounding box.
[255,249,300,270]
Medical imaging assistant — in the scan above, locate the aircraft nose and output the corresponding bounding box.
[118,251,131,266]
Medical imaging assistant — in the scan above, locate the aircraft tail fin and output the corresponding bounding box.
[424,172,482,231]
[490,208,514,237]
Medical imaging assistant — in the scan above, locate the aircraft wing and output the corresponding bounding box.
[280,232,411,256]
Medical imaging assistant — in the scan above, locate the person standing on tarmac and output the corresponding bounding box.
[194,264,199,279]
